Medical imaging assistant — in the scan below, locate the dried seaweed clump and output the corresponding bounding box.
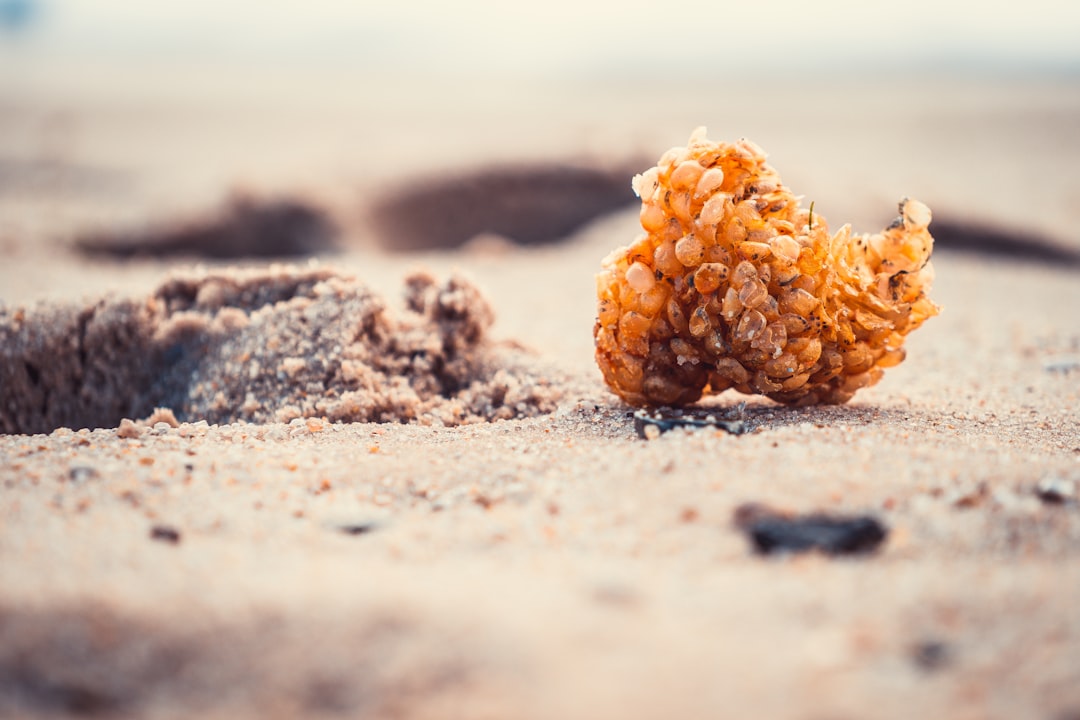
[594,128,939,406]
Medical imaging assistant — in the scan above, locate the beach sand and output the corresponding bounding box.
[1,64,1079,718]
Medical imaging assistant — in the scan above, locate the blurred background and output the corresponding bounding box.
[1,0,1079,301]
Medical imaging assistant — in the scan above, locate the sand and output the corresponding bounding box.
[2,65,1080,719]
[1,265,563,434]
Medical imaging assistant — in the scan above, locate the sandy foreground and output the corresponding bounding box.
[1,68,1080,719]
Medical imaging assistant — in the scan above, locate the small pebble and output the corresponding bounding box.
[68,465,100,483]
[149,525,182,544]
[117,418,142,439]
[1035,476,1077,504]
[1043,356,1080,374]
[145,407,180,428]
[734,504,887,556]
[945,483,988,509]
[337,522,379,536]
[911,640,951,672]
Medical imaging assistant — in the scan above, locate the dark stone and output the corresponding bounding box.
[1035,477,1076,505]
[337,522,378,536]
[735,506,887,556]
[67,466,100,483]
[911,640,951,672]
[149,525,181,544]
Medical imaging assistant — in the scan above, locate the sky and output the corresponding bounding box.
[3,0,1080,78]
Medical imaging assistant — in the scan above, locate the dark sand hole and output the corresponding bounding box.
[74,196,339,260]
[931,217,1080,268]
[369,162,641,251]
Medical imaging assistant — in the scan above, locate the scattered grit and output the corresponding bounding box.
[0,266,563,435]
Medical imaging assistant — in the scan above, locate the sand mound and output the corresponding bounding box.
[0,266,562,434]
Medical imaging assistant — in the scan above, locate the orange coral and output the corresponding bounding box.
[594,128,939,406]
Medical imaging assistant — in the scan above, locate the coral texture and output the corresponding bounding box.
[595,128,939,406]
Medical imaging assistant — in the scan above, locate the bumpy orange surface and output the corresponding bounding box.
[594,128,940,406]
